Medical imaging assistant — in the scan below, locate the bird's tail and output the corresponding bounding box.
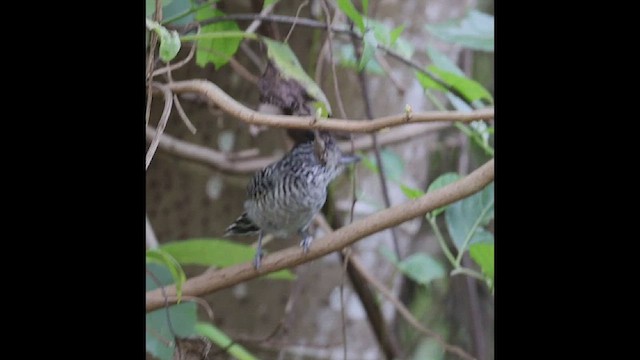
[224,212,260,236]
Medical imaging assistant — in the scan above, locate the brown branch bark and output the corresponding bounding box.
[146,159,494,312]
[161,80,493,133]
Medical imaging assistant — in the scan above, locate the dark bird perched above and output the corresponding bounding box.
[224,132,359,269]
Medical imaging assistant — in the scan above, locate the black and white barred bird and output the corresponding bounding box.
[224,132,359,269]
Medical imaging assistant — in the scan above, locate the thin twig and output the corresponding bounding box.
[349,24,402,260]
[245,2,278,34]
[228,56,260,84]
[148,121,450,174]
[339,247,350,360]
[321,0,348,120]
[374,51,406,95]
[152,38,197,77]
[146,159,494,311]
[284,0,309,44]
[164,57,197,134]
[146,82,174,170]
[163,79,494,133]
[145,125,280,174]
[192,13,351,34]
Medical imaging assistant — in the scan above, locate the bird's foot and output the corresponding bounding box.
[253,248,264,270]
[300,235,314,254]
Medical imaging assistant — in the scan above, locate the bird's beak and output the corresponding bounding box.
[339,154,361,165]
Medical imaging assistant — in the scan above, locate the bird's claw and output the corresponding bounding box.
[253,249,263,270]
[300,235,313,254]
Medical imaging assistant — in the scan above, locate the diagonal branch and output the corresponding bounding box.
[146,159,494,312]
[160,80,493,133]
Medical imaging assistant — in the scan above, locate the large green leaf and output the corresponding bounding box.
[146,264,198,360]
[196,322,259,360]
[445,182,494,251]
[160,238,296,280]
[262,38,332,115]
[416,65,493,104]
[195,7,241,69]
[426,10,494,52]
[469,242,494,283]
[427,172,461,217]
[397,253,446,285]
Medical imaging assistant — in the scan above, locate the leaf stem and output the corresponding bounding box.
[454,197,494,266]
[427,215,457,268]
[450,267,485,281]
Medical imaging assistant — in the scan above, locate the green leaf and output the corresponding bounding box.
[415,70,447,92]
[390,25,406,45]
[400,184,425,200]
[362,0,369,15]
[426,10,494,52]
[195,8,241,69]
[146,304,198,360]
[146,264,198,360]
[445,182,494,251]
[196,322,259,360]
[160,239,295,280]
[469,242,494,283]
[146,248,186,299]
[160,30,181,62]
[426,45,464,76]
[397,253,446,285]
[337,0,365,33]
[262,37,332,115]
[146,19,181,62]
[312,101,330,119]
[359,30,378,71]
[427,173,461,217]
[428,65,493,103]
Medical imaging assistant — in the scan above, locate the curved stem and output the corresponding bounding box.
[427,215,457,267]
[450,267,485,281]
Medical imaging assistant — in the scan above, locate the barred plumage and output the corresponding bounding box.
[224,132,359,269]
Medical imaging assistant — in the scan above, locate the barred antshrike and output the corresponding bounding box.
[224,132,359,269]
